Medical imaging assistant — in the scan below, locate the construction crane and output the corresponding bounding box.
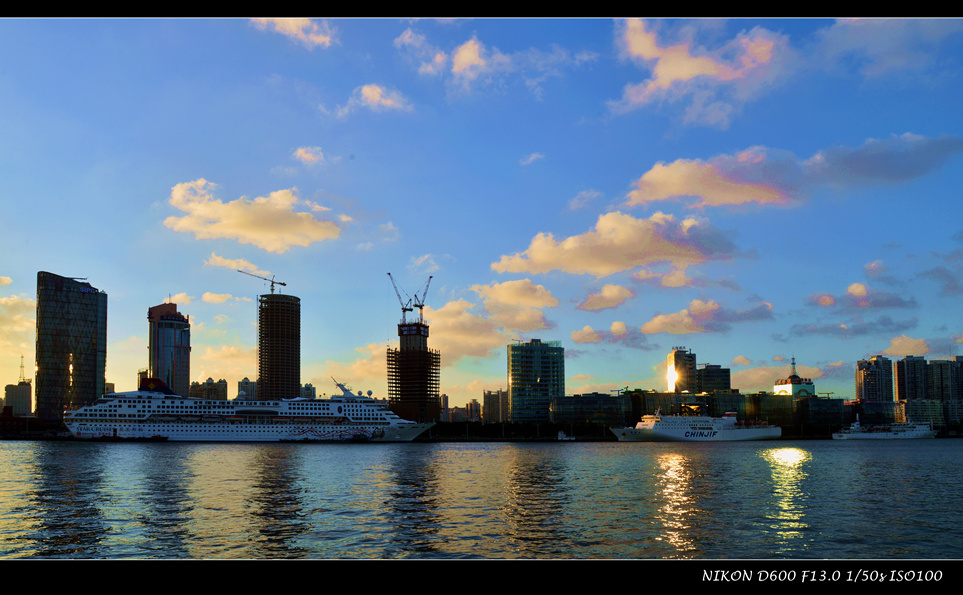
[237,270,286,293]
[387,272,413,324]
[412,275,432,323]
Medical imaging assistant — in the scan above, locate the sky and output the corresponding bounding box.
[2,18,963,408]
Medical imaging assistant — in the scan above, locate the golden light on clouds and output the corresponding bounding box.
[164,179,341,254]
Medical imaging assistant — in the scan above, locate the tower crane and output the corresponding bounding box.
[387,272,413,324]
[237,270,286,293]
[412,275,432,324]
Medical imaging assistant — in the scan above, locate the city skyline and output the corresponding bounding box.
[2,19,963,408]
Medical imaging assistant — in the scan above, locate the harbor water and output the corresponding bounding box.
[0,438,961,559]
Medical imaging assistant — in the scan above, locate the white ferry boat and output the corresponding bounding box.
[611,410,782,442]
[64,378,433,443]
[832,416,937,440]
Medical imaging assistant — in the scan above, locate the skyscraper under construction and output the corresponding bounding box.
[257,293,301,401]
[387,274,440,423]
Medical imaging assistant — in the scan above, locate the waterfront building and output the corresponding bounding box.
[666,347,697,393]
[190,378,228,400]
[855,355,894,401]
[386,316,441,424]
[697,363,731,393]
[4,380,32,417]
[773,358,815,397]
[301,383,316,399]
[34,272,108,423]
[257,293,300,401]
[895,355,928,401]
[483,389,509,423]
[147,302,191,398]
[508,339,564,422]
[550,392,631,426]
[238,377,257,400]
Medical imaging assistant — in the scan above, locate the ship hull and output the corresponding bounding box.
[66,421,433,443]
[611,426,781,442]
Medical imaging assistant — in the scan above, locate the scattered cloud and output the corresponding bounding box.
[577,284,634,311]
[882,334,930,357]
[251,18,336,49]
[205,253,269,277]
[492,211,740,278]
[471,279,559,332]
[334,84,413,118]
[293,146,324,165]
[610,19,790,127]
[808,281,917,310]
[520,152,544,166]
[395,27,594,97]
[640,298,773,335]
[568,189,602,211]
[790,315,918,339]
[164,179,342,254]
[626,134,963,210]
[812,18,963,78]
[0,294,35,356]
[0,277,11,286]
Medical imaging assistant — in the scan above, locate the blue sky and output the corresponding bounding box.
[2,18,963,407]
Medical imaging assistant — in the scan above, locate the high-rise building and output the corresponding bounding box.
[667,347,697,393]
[895,355,928,401]
[508,339,564,422]
[35,272,108,423]
[483,388,509,423]
[387,316,441,423]
[257,293,300,401]
[147,302,191,397]
[190,377,228,400]
[697,363,731,393]
[855,355,893,401]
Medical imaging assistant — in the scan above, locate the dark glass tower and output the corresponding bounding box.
[257,293,300,400]
[35,271,107,423]
[508,339,564,422]
[148,302,191,397]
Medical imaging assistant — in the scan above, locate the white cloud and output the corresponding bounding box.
[251,18,336,49]
[164,179,342,254]
[492,211,739,278]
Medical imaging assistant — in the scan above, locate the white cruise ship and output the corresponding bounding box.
[611,410,782,442]
[64,378,433,443]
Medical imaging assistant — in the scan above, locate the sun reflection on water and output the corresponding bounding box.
[761,447,811,552]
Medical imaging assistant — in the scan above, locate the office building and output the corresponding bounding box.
[508,339,564,422]
[667,347,697,393]
[697,363,731,393]
[34,272,107,423]
[257,293,300,401]
[147,302,191,398]
[855,355,893,401]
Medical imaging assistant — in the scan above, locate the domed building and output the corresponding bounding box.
[773,357,815,397]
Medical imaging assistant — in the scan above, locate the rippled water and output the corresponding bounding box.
[0,439,961,559]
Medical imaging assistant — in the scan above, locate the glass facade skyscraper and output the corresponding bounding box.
[148,302,191,397]
[35,271,107,423]
[508,339,564,422]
